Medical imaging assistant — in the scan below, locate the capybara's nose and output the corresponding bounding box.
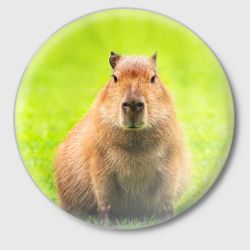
[122,100,144,113]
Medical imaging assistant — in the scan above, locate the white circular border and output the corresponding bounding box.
[1,1,249,249]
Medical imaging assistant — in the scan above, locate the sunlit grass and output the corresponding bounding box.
[15,9,234,229]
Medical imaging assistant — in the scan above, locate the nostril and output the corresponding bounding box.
[122,103,129,111]
[137,102,144,111]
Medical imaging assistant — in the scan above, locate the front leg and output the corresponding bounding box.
[156,183,174,222]
[98,204,111,226]
[90,166,116,227]
[158,203,174,221]
[96,179,115,226]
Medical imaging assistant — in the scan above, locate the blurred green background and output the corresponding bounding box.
[15,9,234,228]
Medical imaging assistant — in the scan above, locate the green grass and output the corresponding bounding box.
[15,9,234,229]
[82,216,159,230]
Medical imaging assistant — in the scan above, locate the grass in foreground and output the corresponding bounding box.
[83,216,159,230]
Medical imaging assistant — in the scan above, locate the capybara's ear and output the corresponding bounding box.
[151,51,158,66]
[109,51,121,69]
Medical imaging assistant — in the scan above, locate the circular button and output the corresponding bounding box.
[15,9,234,229]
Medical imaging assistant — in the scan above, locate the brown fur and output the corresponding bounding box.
[55,52,190,225]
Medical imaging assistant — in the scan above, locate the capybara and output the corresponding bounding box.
[55,52,190,226]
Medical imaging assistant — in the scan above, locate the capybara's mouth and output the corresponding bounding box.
[123,124,144,130]
[128,126,140,129]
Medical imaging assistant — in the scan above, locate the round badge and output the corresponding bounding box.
[15,9,234,229]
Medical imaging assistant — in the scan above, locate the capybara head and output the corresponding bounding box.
[98,52,174,130]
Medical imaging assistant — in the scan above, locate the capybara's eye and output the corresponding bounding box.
[151,75,157,83]
[112,75,118,83]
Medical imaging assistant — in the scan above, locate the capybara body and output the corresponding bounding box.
[55,52,190,225]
